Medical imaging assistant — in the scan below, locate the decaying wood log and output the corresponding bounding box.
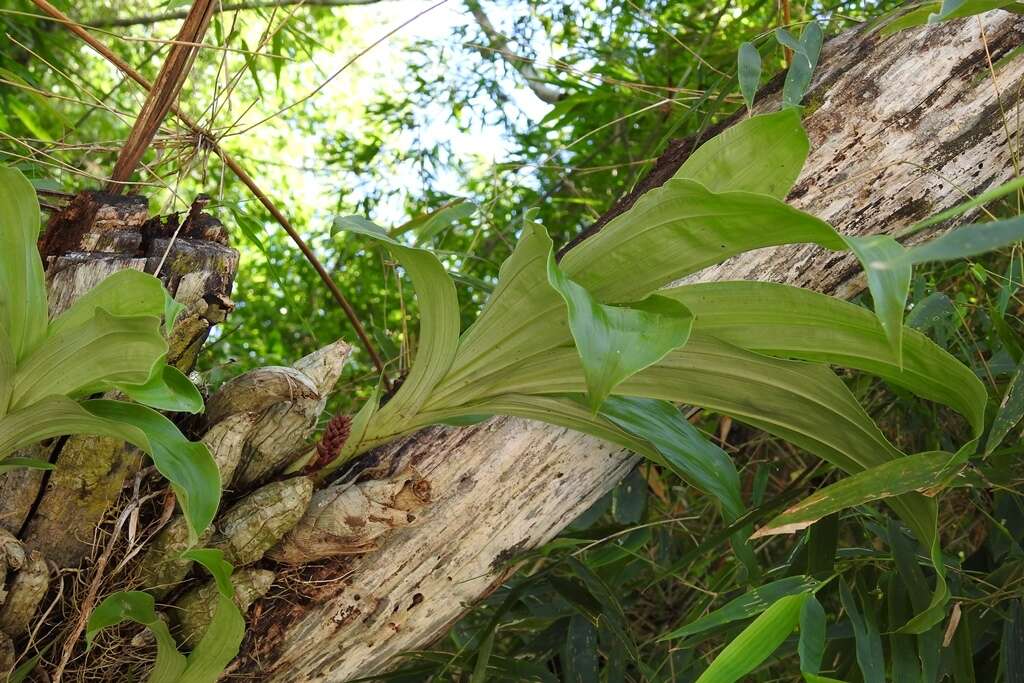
[220,12,1024,680]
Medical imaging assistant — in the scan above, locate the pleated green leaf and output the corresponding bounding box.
[179,549,245,682]
[673,109,808,199]
[86,591,187,683]
[664,280,985,436]
[47,269,177,337]
[0,325,14,418]
[84,400,220,542]
[115,365,204,414]
[0,167,47,363]
[0,456,54,473]
[0,395,218,540]
[10,308,166,409]
[334,216,461,422]
[661,576,818,641]
[547,254,693,411]
[429,221,570,411]
[695,592,809,683]
[559,179,845,304]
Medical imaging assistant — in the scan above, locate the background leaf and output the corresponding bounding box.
[737,42,761,111]
[694,592,808,683]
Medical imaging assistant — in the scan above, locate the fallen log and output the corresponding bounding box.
[229,11,1024,680]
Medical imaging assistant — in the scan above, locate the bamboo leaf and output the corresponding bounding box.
[798,595,827,675]
[754,451,965,537]
[694,593,809,683]
[839,579,885,683]
[86,591,187,683]
[737,42,761,111]
[845,235,911,365]
[0,167,47,363]
[903,215,1024,264]
[985,359,1024,453]
[562,615,599,683]
[662,576,817,641]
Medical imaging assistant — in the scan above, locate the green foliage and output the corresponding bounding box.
[4,0,1022,679]
[0,166,218,541]
[87,549,244,683]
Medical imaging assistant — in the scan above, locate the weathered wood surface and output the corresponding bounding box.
[237,12,1024,681]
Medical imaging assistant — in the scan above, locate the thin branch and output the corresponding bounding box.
[109,0,217,189]
[29,0,391,387]
[465,0,562,105]
[84,0,393,29]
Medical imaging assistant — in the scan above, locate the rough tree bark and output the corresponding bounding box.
[234,12,1024,681]
[2,9,1022,682]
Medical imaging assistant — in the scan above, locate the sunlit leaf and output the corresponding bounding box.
[694,592,809,683]
[0,167,47,363]
[47,269,175,337]
[0,325,13,418]
[547,254,693,410]
[0,395,220,541]
[559,179,844,304]
[671,108,809,199]
[0,456,54,473]
[666,281,985,436]
[84,400,220,542]
[334,216,461,422]
[116,365,204,414]
[10,308,166,408]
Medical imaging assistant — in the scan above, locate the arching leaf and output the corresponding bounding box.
[0,167,47,363]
